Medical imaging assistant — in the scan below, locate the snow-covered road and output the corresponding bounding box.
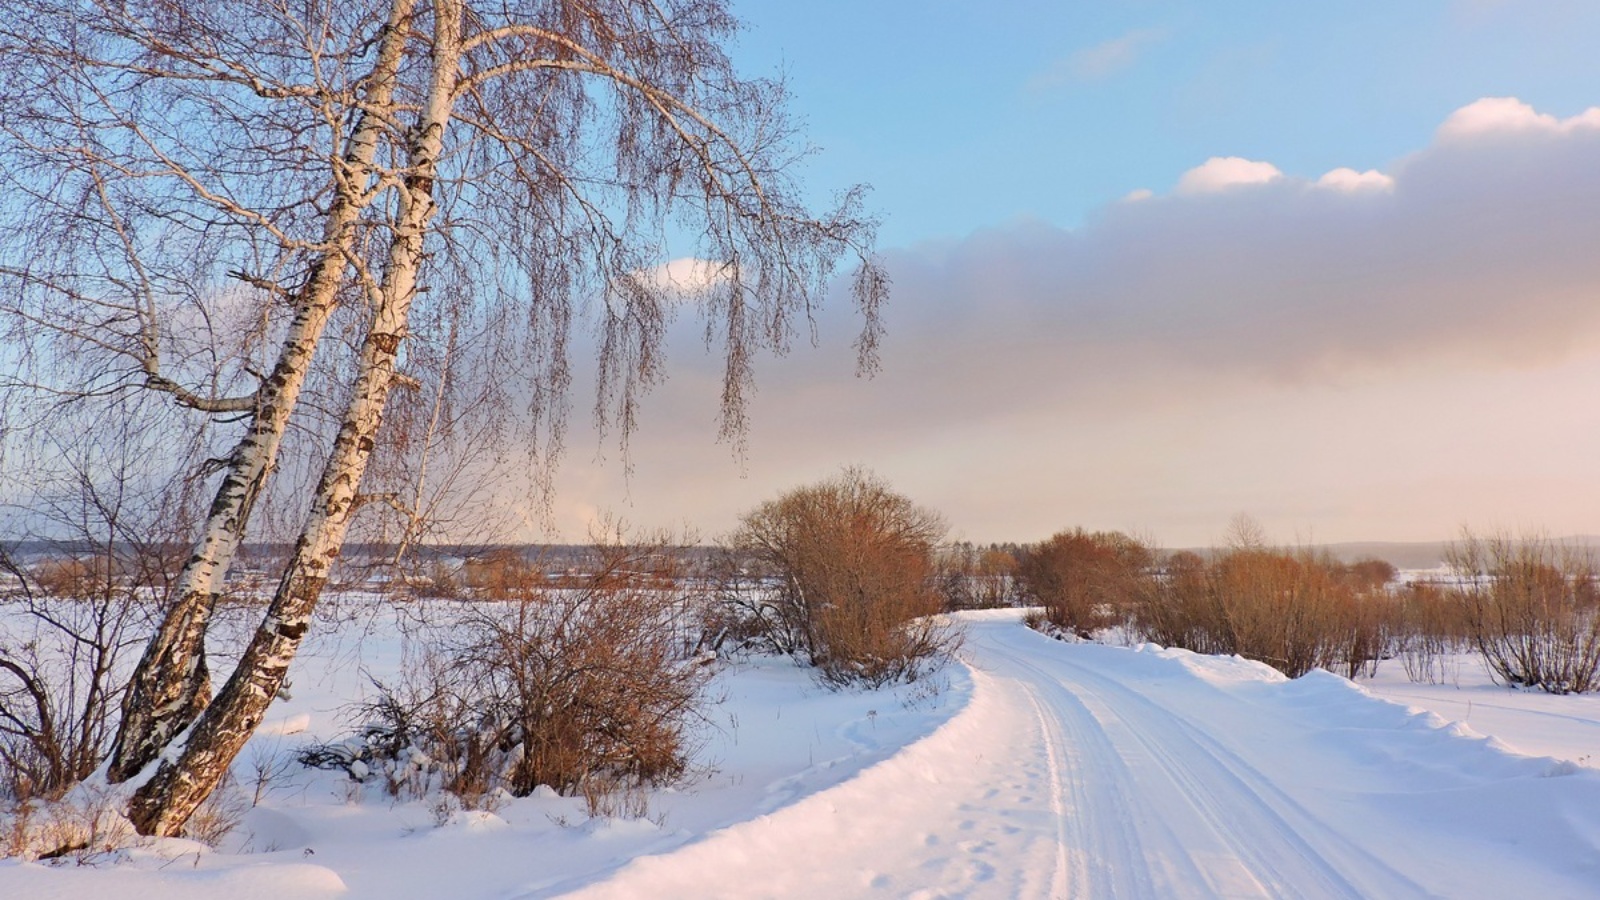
[563,610,1600,899]
[7,609,1599,899]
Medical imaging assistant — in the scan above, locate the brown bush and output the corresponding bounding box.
[1448,532,1600,693]
[1393,582,1470,685]
[1134,540,1397,679]
[2,545,158,809]
[1016,530,1151,636]
[462,548,544,599]
[1343,558,1398,592]
[935,543,1020,610]
[302,534,709,814]
[1139,550,1230,655]
[30,557,114,601]
[729,468,957,688]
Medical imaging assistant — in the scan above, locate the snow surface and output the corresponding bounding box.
[5,606,1600,898]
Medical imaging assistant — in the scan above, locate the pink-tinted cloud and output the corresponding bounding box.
[1175,157,1283,194]
[543,98,1600,545]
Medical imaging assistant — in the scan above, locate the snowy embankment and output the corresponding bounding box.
[570,609,1600,898]
[5,607,1600,898]
[0,599,969,900]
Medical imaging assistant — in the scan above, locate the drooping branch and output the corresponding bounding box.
[128,0,467,836]
[6,0,887,835]
[104,0,424,783]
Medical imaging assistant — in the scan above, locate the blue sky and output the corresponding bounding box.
[537,1,1600,547]
[732,1,1600,244]
[5,3,1598,551]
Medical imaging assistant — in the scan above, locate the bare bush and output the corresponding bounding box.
[0,423,183,810]
[462,549,545,600]
[1394,582,1468,685]
[301,534,710,816]
[0,588,156,806]
[2,784,136,862]
[1346,558,1399,592]
[0,590,132,804]
[29,558,114,602]
[936,543,1020,611]
[182,773,247,847]
[1134,533,1398,679]
[1448,532,1600,694]
[1223,548,1393,678]
[729,469,958,688]
[1017,530,1152,637]
[1138,550,1231,656]
[696,554,775,657]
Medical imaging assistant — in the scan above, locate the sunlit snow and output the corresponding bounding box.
[5,605,1599,899]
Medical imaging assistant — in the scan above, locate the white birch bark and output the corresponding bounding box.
[118,0,887,834]
[107,0,419,784]
[126,0,463,836]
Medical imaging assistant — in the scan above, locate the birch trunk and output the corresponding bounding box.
[106,0,418,784]
[126,0,462,836]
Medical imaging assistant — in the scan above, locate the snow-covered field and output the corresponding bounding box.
[5,605,1600,899]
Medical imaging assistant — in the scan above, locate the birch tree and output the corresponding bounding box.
[2,0,421,783]
[2,0,884,837]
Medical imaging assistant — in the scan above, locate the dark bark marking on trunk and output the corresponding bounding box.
[371,331,401,354]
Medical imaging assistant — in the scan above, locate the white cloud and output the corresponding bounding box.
[1028,28,1168,91]
[537,98,1600,546]
[886,102,1600,385]
[1316,167,1395,192]
[633,257,731,300]
[1175,157,1283,194]
[735,96,1600,508]
[1072,28,1168,79]
[1438,96,1600,139]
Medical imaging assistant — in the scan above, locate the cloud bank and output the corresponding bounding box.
[548,98,1600,544]
[865,98,1600,403]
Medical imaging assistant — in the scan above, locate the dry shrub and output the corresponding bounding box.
[1327,562,1400,679]
[1135,531,1398,679]
[1,549,154,807]
[1017,530,1151,636]
[182,772,247,847]
[0,425,191,821]
[1139,550,1231,656]
[418,560,465,599]
[729,468,958,688]
[2,784,137,861]
[462,549,544,599]
[1346,558,1398,592]
[697,553,781,656]
[31,557,114,601]
[1393,582,1469,685]
[1219,548,1396,678]
[302,534,709,815]
[1448,532,1600,694]
[936,544,1020,610]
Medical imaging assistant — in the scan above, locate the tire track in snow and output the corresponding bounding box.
[1070,658,1433,898]
[560,614,1470,899]
[1027,669,1245,896]
[1006,660,1162,898]
[1019,685,1075,897]
[991,629,1432,899]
